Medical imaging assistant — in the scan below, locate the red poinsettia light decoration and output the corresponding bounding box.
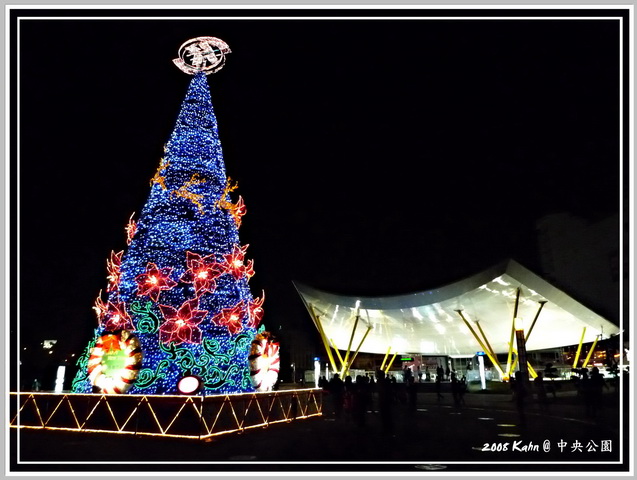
[158,298,207,345]
[135,263,177,301]
[243,259,255,279]
[180,251,226,296]
[92,290,108,324]
[223,244,254,281]
[103,301,135,332]
[125,212,137,246]
[246,292,265,329]
[106,250,124,293]
[211,302,246,335]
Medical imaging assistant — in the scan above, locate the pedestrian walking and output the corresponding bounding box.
[514,371,528,427]
[327,373,344,419]
[457,375,467,405]
[353,375,369,427]
[534,371,549,412]
[578,368,594,417]
[343,375,354,421]
[451,371,460,405]
[407,375,417,413]
[435,369,444,401]
[376,369,394,436]
[588,366,608,419]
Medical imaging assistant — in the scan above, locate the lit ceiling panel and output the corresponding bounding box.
[294,260,619,356]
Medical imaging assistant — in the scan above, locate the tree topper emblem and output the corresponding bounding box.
[173,37,231,75]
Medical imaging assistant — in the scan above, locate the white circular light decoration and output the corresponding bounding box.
[249,332,280,392]
[177,375,203,395]
[173,37,231,75]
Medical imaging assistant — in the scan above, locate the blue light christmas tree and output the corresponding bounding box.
[72,38,268,396]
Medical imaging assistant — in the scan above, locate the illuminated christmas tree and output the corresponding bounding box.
[72,37,274,396]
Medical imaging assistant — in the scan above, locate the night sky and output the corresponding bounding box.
[12,9,624,371]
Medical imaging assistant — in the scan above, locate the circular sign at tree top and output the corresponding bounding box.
[173,36,231,75]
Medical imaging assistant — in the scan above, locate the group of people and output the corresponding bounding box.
[322,372,375,426]
[321,366,471,435]
[511,365,610,422]
[322,369,412,435]
[575,365,609,418]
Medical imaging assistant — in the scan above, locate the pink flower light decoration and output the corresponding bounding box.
[126,212,137,246]
[106,250,124,293]
[246,292,265,329]
[92,290,108,325]
[211,302,246,335]
[180,251,226,296]
[223,244,254,281]
[135,263,177,301]
[158,298,207,345]
[103,301,135,332]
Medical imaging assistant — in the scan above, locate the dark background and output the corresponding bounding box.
[12,10,624,387]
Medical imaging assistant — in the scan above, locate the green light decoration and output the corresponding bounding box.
[71,329,99,390]
[130,301,160,334]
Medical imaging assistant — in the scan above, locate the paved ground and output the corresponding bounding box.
[9,382,630,474]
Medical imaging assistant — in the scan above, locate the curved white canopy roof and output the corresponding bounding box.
[294,260,619,357]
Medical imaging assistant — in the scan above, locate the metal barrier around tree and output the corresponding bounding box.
[9,388,322,440]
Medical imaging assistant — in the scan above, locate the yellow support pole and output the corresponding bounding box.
[476,321,498,363]
[380,347,391,371]
[582,336,599,368]
[525,301,547,342]
[308,304,338,373]
[456,310,506,378]
[347,325,372,373]
[341,313,360,376]
[330,339,345,371]
[385,352,398,374]
[572,327,587,368]
[510,353,519,376]
[506,340,519,377]
[505,287,521,379]
[527,361,538,379]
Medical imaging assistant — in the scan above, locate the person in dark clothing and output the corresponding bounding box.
[343,375,354,420]
[544,363,559,398]
[578,368,593,417]
[353,375,370,427]
[509,375,517,401]
[435,369,444,401]
[513,371,528,427]
[534,371,549,412]
[376,369,393,435]
[327,373,344,419]
[450,371,459,404]
[436,365,444,381]
[588,366,608,419]
[407,375,417,413]
[458,375,467,405]
[404,367,413,384]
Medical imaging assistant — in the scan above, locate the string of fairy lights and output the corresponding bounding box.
[72,70,266,396]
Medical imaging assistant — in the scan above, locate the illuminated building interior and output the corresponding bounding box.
[295,259,620,376]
